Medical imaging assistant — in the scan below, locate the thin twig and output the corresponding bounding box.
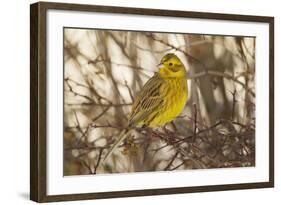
[65,79,95,102]
[164,151,179,171]
[192,104,197,143]
[145,33,207,69]
[93,148,104,174]
[188,70,255,97]
[81,160,93,174]
[124,80,134,102]
[230,89,237,120]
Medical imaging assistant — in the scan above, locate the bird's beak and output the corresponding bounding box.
[157,63,164,68]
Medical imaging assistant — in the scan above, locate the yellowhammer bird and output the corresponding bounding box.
[103,53,188,162]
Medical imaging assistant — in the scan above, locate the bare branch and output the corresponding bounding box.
[188,70,255,97]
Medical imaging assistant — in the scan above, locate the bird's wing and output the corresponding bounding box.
[129,73,164,127]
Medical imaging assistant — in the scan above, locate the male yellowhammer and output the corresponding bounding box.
[103,53,188,162]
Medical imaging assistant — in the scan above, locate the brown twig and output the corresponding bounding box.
[145,33,207,69]
[192,104,197,143]
[65,79,95,103]
[93,148,104,174]
[164,151,180,171]
[81,159,93,174]
[124,80,134,102]
[188,70,255,97]
[73,111,90,143]
[230,89,237,120]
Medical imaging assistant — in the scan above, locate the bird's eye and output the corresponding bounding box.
[169,63,173,66]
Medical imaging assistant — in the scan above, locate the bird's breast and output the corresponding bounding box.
[149,78,188,127]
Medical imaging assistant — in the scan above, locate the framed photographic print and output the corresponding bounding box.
[30,1,274,202]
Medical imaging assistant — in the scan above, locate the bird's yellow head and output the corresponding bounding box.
[158,53,187,78]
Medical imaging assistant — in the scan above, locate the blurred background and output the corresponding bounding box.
[63,28,255,175]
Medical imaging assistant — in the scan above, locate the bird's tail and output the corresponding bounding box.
[103,128,130,163]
